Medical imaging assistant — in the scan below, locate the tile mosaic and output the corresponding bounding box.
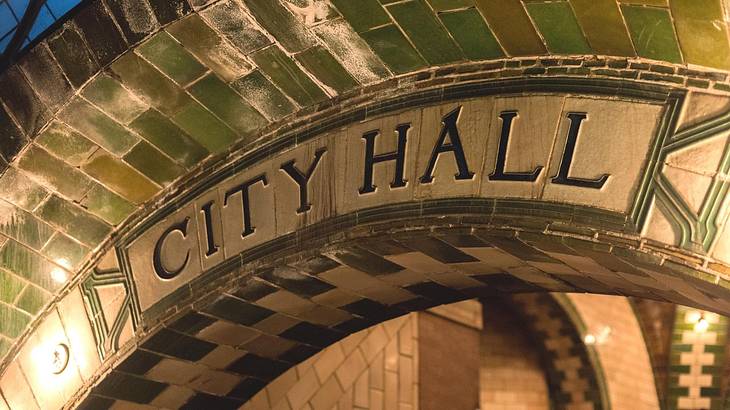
[35,121,98,167]
[622,5,682,63]
[0,200,53,251]
[474,0,547,56]
[199,0,271,55]
[58,98,139,156]
[129,109,208,169]
[0,268,24,304]
[568,0,635,56]
[330,0,390,32]
[82,151,160,205]
[41,232,89,269]
[251,46,328,106]
[123,141,185,186]
[36,195,111,247]
[243,0,316,53]
[525,1,591,55]
[0,301,31,338]
[166,15,251,82]
[188,73,267,136]
[14,283,49,315]
[137,31,207,86]
[17,145,93,201]
[82,74,149,125]
[230,70,296,120]
[438,8,504,61]
[296,46,359,93]
[81,183,137,225]
[359,25,427,74]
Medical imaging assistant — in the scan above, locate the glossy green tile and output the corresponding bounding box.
[0,239,65,292]
[166,15,251,82]
[123,141,184,186]
[81,183,136,226]
[35,121,98,167]
[231,70,296,120]
[330,0,391,32]
[188,73,267,136]
[58,98,139,156]
[475,0,547,56]
[386,0,463,64]
[199,0,272,55]
[0,269,25,303]
[251,46,328,106]
[172,102,238,154]
[296,46,359,93]
[111,52,193,116]
[0,338,9,357]
[83,74,149,125]
[427,0,472,11]
[622,5,682,63]
[0,200,54,251]
[82,152,160,205]
[15,284,50,316]
[242,0,316,52]
[439,8,504,60]
[129,109,208,169]
[37,195,111,247]
[569,0,635,56]
[620,0,667,5]
[670,0,730,70]
[526,2,592,54]
[0,167,48,211]
[0,303,31,338]
[360,25,427,74]
[17,145,93,201]
[41,233,89,269]
[137,31,207,86]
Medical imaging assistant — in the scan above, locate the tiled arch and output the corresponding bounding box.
[1,0,730,408]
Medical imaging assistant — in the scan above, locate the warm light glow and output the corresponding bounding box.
[50,267,67,284]
[55,258,71,269]
[584,326,612,346]
[694,316,709,333]
[33,343,70,375]
[584,334,597,345]
[686,310,703,324]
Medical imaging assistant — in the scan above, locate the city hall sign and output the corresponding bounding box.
[121,80,683,312]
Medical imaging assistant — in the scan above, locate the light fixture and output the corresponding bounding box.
[50,267,67,284]
[50,343,70,374]
[583,326,612,346]
[584,334,597,345]
[694,315,709,333]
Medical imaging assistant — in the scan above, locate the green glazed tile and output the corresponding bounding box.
[15,284,50,316]
[123,141,184,186]
[81,184,136,226]
[619,0,668,5]
[427,0,472,11]
[670,0,730,70]
[475,0,547,56]
[17,145,92,201]
[58,98,139,156]
[188,73,267,136]
[360,25,427,74]
[129,109,208,169]
[231,70,296,121]
[82,74,149,125]
[41,233,89,269]
[251,46,328,106]
[526,2,592,55]
[569,0,635,56]
[137,31,207,86]
[439,8,504,60]
[111,52,193,117]
[0,337,11,357]
[0,303,31,338]
[166,15,251,82]
[0,167,48,211]
[386,0,463,65]
[242,0,316,53]
[622,5,682,63]
[172,101,238,154]
[296,46,359,93]
[330,0,391,32]
[0,200,54,251]
[82,152,160,205]
[35,121,98,167]
[199,0,272,55]
[37,195,111,247]
[0,239,65,292]
[312,19,391,82]
[0,269,25,304]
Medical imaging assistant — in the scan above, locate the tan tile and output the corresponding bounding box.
[309,376,343,410]
[298,305,352,327]
[314,344,346,383]
[354,369,369,408]
[335,350,367,389]
[150,385,195,409]
[243,334,297,358]
[370,352,384,390]
[311,288,361,308]
[384,371,398,410]
[398,356,413,404]
[359,326,389,363]
[0,361,39,409]
[370,389,384,410]
[266,368,298,408]
[398,322,413,356]
[384,338,398,372]
[146,358,206,385]
[199,345,246,369]
[287,368,320,410]
[110,401,157,409]
[257,290,317,316]
[340,329,368,356]
[318,265,385,292]
[57,286,102,381]
[253,313,301,335]
[338,388,354,410]
[197,320,260,346]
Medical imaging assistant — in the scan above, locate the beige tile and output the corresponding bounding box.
[194,189,226,271]
[188,369,241,395]
[287,368,320,410]
[199,345,246,369]
[354,369,370,408]
[309,375,343,410]
[336,350,367,389]
[266,368,298,408]
[384,371,398,410]
[359,327,389,363]
[398,322,413,356]
[370,389,384,410]
[384,338,399,372]
[314,344,346,383]
[253,313,301,334]
[370,352,384,390]
[243,334,297,358]
[257,290,317,316]
[151,385,195,409]
[197,320,260,346]
[110,401,157,409]
[146,358,206,385]
[642,200,680,246]
[0,361,39,410]
[311,288,361,308]
[56,286,102,381]
[298,305,352,327]
[340,329,368,356]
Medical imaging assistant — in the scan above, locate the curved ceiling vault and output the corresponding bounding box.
[0,0,730,408]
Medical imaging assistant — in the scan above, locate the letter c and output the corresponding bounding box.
[153,218,191,280]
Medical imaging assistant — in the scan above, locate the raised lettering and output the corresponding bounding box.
[360,124,410,194]
[200,201,219,257]
[419,106,474,184]
[280,148,327,213]
[551,113,610,189]
[489,111,544,182]
[224,174,268,238]
[153,218,191,280]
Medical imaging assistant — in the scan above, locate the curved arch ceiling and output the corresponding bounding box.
[0,0,730,408]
